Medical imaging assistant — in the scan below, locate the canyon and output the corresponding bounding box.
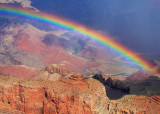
[0,64,159,114]
[0,2,160,113]
[0,22,139,76]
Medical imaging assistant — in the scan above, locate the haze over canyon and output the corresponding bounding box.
[0,0,160,114]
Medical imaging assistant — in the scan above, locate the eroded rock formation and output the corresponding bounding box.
[0,69,159,113]
[0,74,109,114]
[0,65,160,114]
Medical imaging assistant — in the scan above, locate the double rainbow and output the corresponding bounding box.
[0,5,156,73]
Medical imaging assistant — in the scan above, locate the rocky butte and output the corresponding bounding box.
[0,64,159,114]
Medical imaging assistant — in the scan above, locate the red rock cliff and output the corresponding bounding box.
[0,74,160,114]
[0,74,109,114]
[0,64,160,114]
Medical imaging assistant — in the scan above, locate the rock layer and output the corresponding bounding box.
[0,73,160,114]
[0,74,109,114]
[125,70,152,82]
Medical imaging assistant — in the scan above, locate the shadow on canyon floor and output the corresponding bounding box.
[93,74,160,100]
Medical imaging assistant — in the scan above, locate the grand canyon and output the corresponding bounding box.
[0,0,160,114]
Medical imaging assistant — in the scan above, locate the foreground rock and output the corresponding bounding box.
[0,73,160,114]
[0,74,109,114]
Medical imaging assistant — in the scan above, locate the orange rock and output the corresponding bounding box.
[0,69,159,114]
[0,74,109,114]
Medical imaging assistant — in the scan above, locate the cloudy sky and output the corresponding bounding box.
[31,0,160,59]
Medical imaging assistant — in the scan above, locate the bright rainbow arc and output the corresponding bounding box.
[0,5,156,73]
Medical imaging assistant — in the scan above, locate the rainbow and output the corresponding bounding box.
[0,5,156,73]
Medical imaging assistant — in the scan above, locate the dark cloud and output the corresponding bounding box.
[31,0,160,59]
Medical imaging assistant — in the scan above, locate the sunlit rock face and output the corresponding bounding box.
[0,71,109,114]
[0,68,160,114]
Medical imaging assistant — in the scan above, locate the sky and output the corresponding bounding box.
[31,0,160,59]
